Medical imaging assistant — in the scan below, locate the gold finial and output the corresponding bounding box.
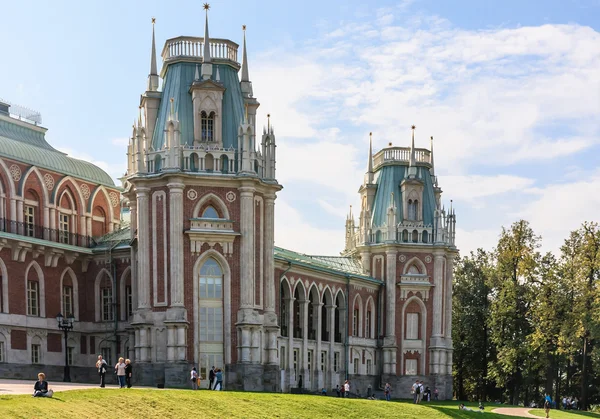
[243,24,246,31]
[388,142,392,146]
[152,17,156,24]
[267,113,271,131]
[369,132,372,137]
[411,125,416,130]
[431,136,433,140]
[203,3,210,10]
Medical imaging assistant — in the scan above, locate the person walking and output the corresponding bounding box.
[344,380,350,398]
[544,394,552,418]
[190,367,199,390]
[125,359,133,388]
[213,368,223,390]
[115,357,127,388]
[384,383,392,401]
[208,366,215,390]
[411,380,419,403]
[96,355,108,388]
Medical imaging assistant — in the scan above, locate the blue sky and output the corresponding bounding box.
[1,0,599,256]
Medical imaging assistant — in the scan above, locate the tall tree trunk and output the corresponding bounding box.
[581,336,589,410]
[555,363,560,410]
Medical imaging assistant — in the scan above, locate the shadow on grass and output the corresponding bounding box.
[426,404,517,418]
[530,410,600,418]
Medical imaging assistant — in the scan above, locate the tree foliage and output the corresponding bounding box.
[453,221,600,410]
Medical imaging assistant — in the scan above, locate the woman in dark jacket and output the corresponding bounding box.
[125,359,133,388]
[33,372,53,397]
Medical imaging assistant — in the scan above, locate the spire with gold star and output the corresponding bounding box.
[147,17,159,91]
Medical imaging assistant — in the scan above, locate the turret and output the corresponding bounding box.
[238,105,254,174]
[163,98,182,169]
[261,114,276,179]
[364,132,374,185]
[141,18,161,145]
[386,192,397,241]
[407,125,417,178]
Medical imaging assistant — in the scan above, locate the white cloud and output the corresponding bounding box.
[254,10,600,256]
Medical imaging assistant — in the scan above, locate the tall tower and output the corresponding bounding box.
[123,7,282,390]
[344,126,457,399]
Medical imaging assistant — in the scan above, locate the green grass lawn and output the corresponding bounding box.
[529,408,600,419]
[0,389,518,419]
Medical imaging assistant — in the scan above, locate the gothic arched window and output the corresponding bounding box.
[201,111,215,142]
[198,257,224,380]
[202,206,219,219]
[408,199,418,221]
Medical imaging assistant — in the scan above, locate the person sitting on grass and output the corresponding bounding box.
[33,372,53,398]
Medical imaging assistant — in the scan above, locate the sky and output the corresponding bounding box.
[1,0,599,257]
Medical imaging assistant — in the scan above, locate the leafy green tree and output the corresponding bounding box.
[453,249,493,401]
[488,220,540,405]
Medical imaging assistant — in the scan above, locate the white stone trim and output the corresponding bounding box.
[94,268,113,322]
[351,293,363,338]
[152,191,168,307]
[402,256,427,275]
[59,267,79,319]
[400,295,427,375]
[25,261,45,318]
[0,257,8,313]
[119,266,132,321]
[192,250,232,365]
[193,192,230,219]
[364,296,376,339]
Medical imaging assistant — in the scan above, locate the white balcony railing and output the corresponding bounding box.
[161,36,239,64]
[373,147,431,170]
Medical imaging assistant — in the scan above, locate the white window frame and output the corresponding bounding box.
[62,285,73,316]
[27,280,39,316]
[125,286,133,320]
[406,313,419,340]
[366,310,371,339]
[101,287,113,321]
[334,352,339,372]
[31,344,40,364]
[353,358,359,374]
[366,359,372,375]
[24,205,35,237]
[406,359,417,375]
[59,212,70,244]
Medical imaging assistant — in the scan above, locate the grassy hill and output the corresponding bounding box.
[0,389,512,419]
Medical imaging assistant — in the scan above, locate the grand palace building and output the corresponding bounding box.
[0,9,458,397]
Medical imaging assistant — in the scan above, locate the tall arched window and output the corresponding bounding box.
[199,258,224,381]
[408,199,418,221]
[100,273,113,322]
[201,111,215,142]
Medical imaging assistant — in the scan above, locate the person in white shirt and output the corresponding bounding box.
[190,367,199,390]
[344,380,350,397]
[412,380,419,403]
[114,357,127,388]
[95,355,108,388]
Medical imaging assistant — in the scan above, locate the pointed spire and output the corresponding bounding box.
[409,125,416,167]
[241,25,250,82]
[169,98,175,121]
[368,132,374,173]
[267,113,271,133]
[430,135,435,177]
[216,66,220,82]
[194,64,200,81]
[203,4,211,63]
[240,25,254,97]
[147,18,159,91]
[138,106,143,127]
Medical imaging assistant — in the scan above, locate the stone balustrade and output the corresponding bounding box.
[161,36,239,64]
[373,147,431,170]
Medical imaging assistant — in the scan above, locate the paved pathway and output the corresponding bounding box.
[492,407,541,418]
[0,379,147,395]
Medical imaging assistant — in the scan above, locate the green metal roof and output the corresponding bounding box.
[274,246,382,284]
[92,223,131,251]
[151,63,244,151]
[0,117,115,187]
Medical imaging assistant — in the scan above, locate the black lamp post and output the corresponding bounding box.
[56,313,75,382]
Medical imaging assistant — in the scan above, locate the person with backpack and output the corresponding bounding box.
[544,394,552,418]
[411,380,419,403]
[415,380,423,404]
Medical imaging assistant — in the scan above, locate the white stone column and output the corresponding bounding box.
[166,327,176,361]
[47,207,55,241]
[264,195,276,314]
[316,302,323,388]
[384,249,397,375]
[177,326,187,361]
[168,181,185,306]
[136,187,151,309]
[251,327,261,363]
[431,252,445,374]
[240,328,251,363]
[16,199,23,235]
[139,328,148,361]
[327,304,335,387]
[445,254,454,375]
[239,186,255,309]
[9,198,16,223]
[301,300,309,387]
[287,298,294,389]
